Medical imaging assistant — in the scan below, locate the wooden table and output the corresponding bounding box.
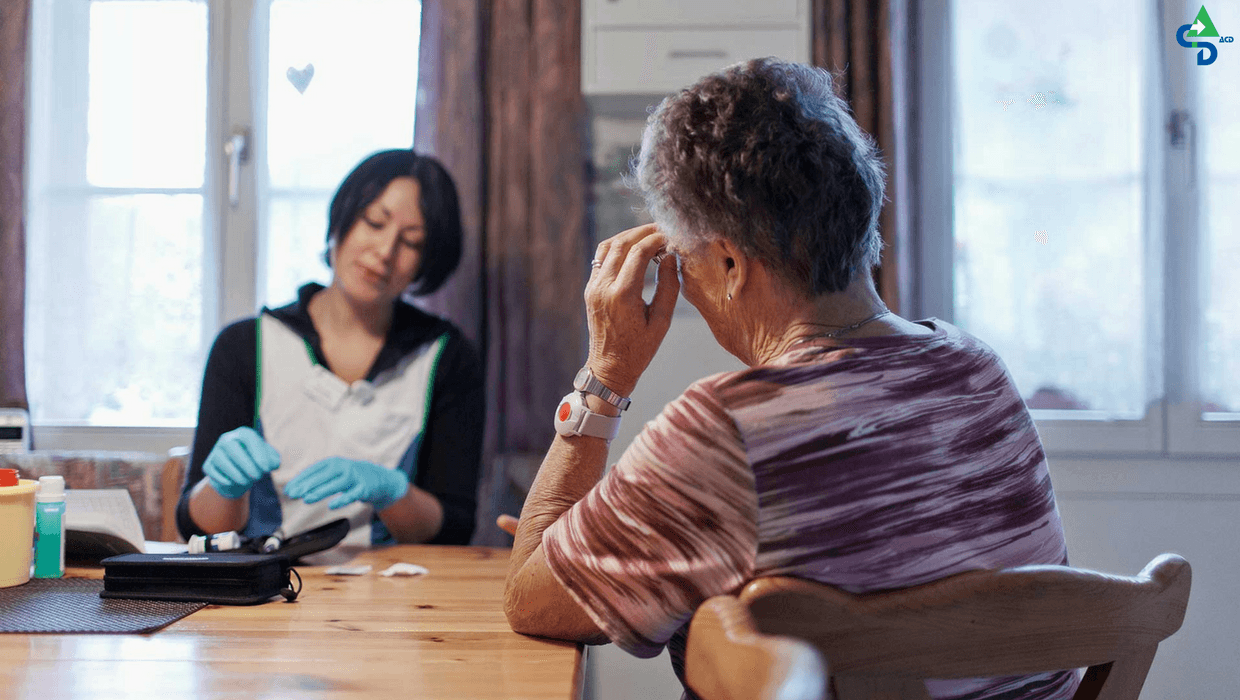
[0,546,585,699]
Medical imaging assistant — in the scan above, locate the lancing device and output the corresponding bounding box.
[187,530,243,554]
[262,528,286,553]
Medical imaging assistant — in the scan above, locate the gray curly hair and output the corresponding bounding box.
[633,57,886,296]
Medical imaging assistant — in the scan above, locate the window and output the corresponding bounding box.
[918,0,1239,454]
[26,0,421,442]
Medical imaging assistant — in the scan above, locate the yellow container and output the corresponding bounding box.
[0,479,38,587]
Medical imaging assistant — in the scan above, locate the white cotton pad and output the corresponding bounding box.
[379,563,429,577]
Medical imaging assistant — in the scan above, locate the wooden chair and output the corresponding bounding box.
[685,554,1191,700]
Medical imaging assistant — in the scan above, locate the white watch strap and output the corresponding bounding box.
[577,405,622,441]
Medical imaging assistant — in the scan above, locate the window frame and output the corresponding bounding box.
[918,0,1240,457]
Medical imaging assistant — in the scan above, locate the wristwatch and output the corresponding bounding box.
[573,366,632,411]
[554,391,622,442]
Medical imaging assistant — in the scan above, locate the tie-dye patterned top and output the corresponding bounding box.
[543,319,1078,700]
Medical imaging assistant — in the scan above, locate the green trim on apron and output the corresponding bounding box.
[416,334,450,447]
[301,338,318,366]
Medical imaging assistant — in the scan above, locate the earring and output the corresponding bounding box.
[727,292,732,301]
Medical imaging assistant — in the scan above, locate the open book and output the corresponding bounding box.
[64,489,147,562]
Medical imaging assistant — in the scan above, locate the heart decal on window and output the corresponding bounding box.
[286,64,315,94]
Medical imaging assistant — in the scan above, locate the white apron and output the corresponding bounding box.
[256,313,446,551]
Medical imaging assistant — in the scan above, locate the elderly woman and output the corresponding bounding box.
[504,59,1076,700]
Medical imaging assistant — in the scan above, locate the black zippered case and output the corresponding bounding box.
[100,552,297,605]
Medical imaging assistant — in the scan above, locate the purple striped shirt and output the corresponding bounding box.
[544,319,1077,699]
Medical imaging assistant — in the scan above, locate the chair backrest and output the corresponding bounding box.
[685,554,1191,700]
[161,446,190,542]
[686,595,827,700]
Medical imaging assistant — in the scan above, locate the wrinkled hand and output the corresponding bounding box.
[284,457,410,511]
[586,224,680,396]
[203,427,281,499]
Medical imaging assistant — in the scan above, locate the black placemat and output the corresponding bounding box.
[0,578,206,634]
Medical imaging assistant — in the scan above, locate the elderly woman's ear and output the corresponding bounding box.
[716,238,748,300]
[683,236,750,304]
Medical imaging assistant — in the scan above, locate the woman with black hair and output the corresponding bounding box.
[176,149,483,557]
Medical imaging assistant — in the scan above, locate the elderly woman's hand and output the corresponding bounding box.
[585,224,680,397]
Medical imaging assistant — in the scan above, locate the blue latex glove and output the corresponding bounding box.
[203,427,281,499]
[284,457,410,511]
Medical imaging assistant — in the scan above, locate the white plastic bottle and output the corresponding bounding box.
[33,476,66,578]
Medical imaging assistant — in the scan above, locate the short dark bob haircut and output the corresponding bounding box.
[325,149,463,297]
[635,58,886,297]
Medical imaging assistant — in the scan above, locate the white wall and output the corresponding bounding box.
[590,308,1239,700]
[1052,458,1240,699]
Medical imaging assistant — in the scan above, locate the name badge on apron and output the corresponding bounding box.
[303,366,347,411]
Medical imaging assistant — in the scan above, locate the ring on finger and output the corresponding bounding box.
[591,258,603,269]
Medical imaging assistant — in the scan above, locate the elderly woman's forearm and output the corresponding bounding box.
[508,434,607,569]
[505,546,611,645]
[505,223,672,640]
[503,434,610,640]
